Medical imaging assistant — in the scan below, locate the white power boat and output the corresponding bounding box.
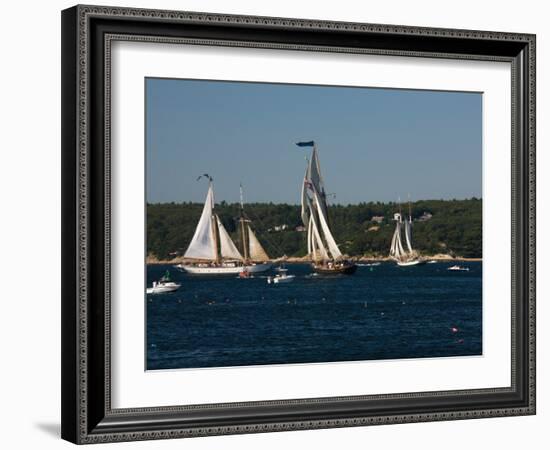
[146,271,181,294]
[447,265,469,272]
[267,269,295,284]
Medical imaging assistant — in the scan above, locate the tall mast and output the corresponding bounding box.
[408,193,412,221]
[398,196,402,219]
[239,183,249,262]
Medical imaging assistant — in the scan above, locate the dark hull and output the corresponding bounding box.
[312,262,357,275]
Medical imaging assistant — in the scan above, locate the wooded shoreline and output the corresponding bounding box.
[146,254,482,265]
[148,198,482,261]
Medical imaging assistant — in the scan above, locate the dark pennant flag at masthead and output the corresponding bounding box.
[295,141,315,147]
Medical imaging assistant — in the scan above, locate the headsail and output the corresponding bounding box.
[184,184,217,260]
[313,190,342,259]
[216,215,243,260]
[247,225,270,261]
[311,215,329,260]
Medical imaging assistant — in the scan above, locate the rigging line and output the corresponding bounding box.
[241,206,295,258]
[236,184,275,257]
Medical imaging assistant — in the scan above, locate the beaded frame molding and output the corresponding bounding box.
[61,4,536,444]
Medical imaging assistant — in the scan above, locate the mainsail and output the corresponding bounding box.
[301,144,343,261]
[247,225,270,261]
[184,184,217,260]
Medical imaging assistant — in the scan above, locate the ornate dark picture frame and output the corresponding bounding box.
[61,4,536,444]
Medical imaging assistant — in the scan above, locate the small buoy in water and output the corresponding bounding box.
[178,299,182,303]
[381,312,385,316]
[457,338,464,344]
[451,326,459,333]
[150,343,156,348]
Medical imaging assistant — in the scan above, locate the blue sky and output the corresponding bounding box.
[146,78,482,204]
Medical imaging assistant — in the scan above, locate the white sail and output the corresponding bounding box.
[307,215,313,256]
[396,223,405,256]
[390,225,398,257]
[309,147,325,194]
[390,219,406,260]
[307,147,328,218]
[313,190,342,259]
[247,225,270,261]
[216,215,243,260]
[310,213,328,260]
[301,146,343,262]
[300,170,310,228]
[184,185,217,260]
[390,219,398,256]
[404,218,413,253]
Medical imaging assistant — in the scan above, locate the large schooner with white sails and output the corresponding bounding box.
[389,200,426,267]
[176,176,272,275]
[298,141,357,275]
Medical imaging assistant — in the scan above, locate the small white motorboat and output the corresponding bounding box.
[147,271,181,294]
[428,260,437,264]
[267,269,295,284]
[447,265,469,272]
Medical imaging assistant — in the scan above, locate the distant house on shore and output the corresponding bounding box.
[371,215,384,224]
[417,212,433,222]
[268,224,289,232]
[295,225,306,232]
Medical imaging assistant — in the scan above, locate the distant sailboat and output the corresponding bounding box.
[389,198,425,267]
[298,141,356,275]
[177,176,272,275]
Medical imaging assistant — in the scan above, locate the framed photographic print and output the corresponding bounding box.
[61,5,536,444]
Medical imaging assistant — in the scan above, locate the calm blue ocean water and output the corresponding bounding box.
[146,262,482,370]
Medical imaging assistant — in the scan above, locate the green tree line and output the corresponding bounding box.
[147,198,482,260]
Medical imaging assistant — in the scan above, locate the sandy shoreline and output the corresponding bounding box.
[146,254,482,265]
